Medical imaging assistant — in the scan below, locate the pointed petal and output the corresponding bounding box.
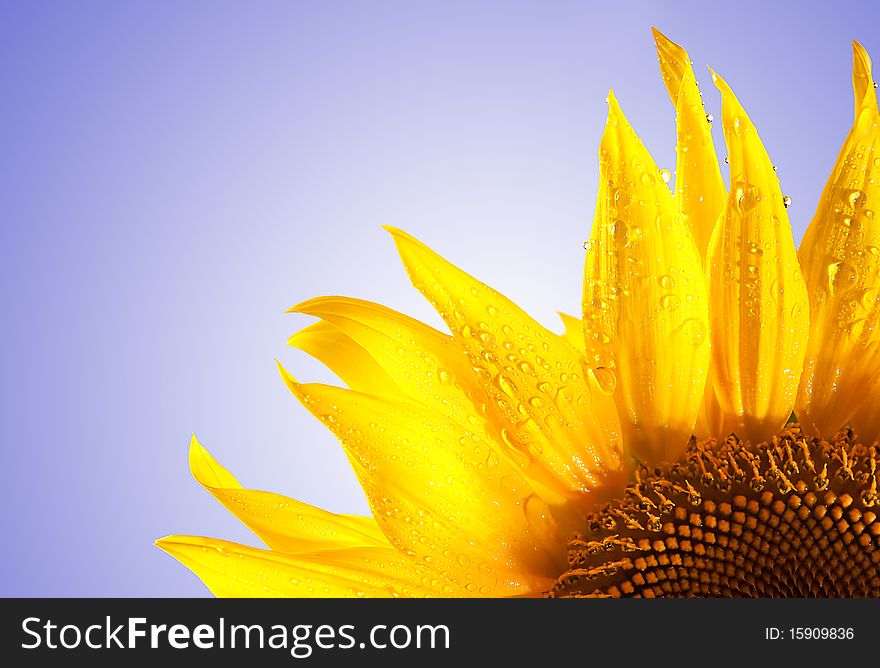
[583,92,710,464]
[291,297,493,435]
[156,536,458,597]
[287,320,404,396]
[653,28,726,260]
[280,365,563,595]
[385,226,625,508]
[189,437,389,553]
[795,45,880,436]
[557,312,585,349]
[852,41,878,119]
[706,71,810,443]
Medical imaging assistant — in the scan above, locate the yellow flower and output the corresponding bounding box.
[158,30,880,598]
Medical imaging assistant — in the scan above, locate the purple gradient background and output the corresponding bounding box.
[1,1,877,596]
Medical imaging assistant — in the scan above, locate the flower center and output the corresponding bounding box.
[550,425,879,597]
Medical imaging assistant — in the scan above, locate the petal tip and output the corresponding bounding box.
[651,27,680,55]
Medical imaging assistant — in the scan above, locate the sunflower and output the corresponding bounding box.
[157,29,880,598]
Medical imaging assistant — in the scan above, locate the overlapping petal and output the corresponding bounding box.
[288,320,403,396]
[188,437,389,552]
[386,226,625,509]
[795,42,880,436]
[156,536,456,597]
[582,92,710,464]
[653,28,726,261]
[706,71,810,444]
[290,297,494,436]
[653,28,730,441]
[557,312,585,350]
[279,366,563,596]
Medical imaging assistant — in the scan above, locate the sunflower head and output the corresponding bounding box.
[158,29,880,598]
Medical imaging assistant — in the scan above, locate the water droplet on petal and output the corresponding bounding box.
[660,294,681,311]
[658,274,676,290]
[591,367,617,394]
[680,318,707,345]
[782,195,792,208]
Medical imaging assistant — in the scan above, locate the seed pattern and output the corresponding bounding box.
[550,425,879,597]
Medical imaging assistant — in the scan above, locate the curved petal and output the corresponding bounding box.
[189,437,390,552]
[706,70,810,444]
[290,297,494,437]
[280,365,564,596]
[653,28,726,261]
[288,320,404,396]
[583,92,710,464]
[557,312,585,350]
[156,536,459,597]
[795,43,880,436]
[385,226,625,510]
[852,40,878,119]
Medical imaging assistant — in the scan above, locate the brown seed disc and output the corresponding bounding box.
[550,425,879,597]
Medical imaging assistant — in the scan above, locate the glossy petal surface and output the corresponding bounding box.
[583,92,710,464]
[706,71,810,443]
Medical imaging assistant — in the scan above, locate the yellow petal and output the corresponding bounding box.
[557,312,585,349]
[851,375,880,444]
[156,536,457,597]
[288,320,403,396]
[707,71,810,443]
[853,41,878,119]
[189,437,389,553]
[280,365,563,595]
[291,297,492,435]
[653,28,726,261]
[583,91,710,464]
[694,381,728,438]
[385,226,625,509]
[795,44,880,436]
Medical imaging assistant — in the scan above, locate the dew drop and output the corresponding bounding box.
[658,274,676,290]
[660,294,681,311]
[705,113,714,124]
[782,195,792,208]
[849,190,867,211]
[591,366,617,394]
[735,184,760,213]
[497,374,518,397]
[680,318,707,345]
[659,168,672,184]
[827,259,859,292]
